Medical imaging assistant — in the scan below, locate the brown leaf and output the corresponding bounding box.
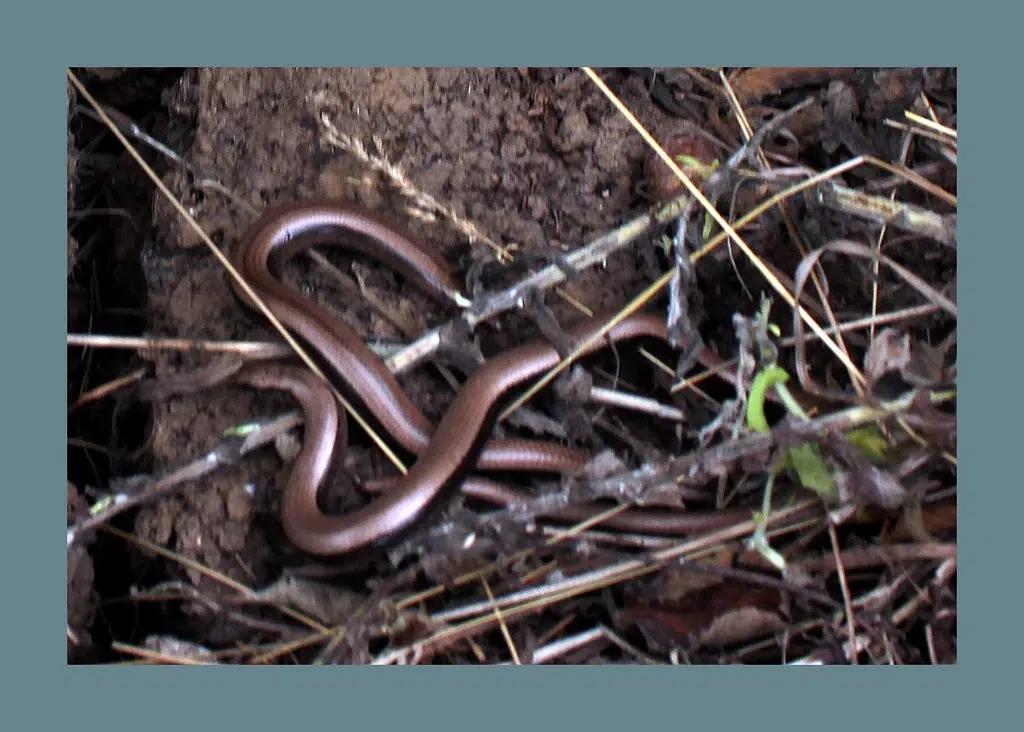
[651,551,736,601]
[864,328,954,400]
[824,80,874,155]
[864,328,913,393]
[729,68,859,105]
[833,464,908,510]
[825,432,909,509]
[143,635,218,663]
[693,604,789,650]
[617,583,786,653]
[903,392,957,452]
[883,502,957,543]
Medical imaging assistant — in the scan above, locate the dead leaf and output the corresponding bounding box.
[617,583,787,653]
[143,635,218,663]
[826,432,909,509]
[864,328,913,393]
[728,68,859,105]
[883,503,957,543]
[832,462,909,510]
[864,328,953,398]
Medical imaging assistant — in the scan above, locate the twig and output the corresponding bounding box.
[67,411,302,547]
[788,543,957,575]
[816,183,956,247]
[67,333,292,358]
[575,395,918,504]
[374,501,823,664]
[465,195,691,328]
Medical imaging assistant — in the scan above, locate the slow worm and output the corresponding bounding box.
[231,201,587,474]
[230,201,758,557]
[237,313,746,557]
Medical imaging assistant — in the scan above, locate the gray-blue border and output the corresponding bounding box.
[3,0,981,727]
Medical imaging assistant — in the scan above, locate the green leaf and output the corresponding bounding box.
[845,425,889,462]
[788,443,838,502]
[673,153,705,170]
[702,210,714,242]
[746,364,838,501]
[747,364,789,433]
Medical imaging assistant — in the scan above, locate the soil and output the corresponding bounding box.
[67,68,957,664]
